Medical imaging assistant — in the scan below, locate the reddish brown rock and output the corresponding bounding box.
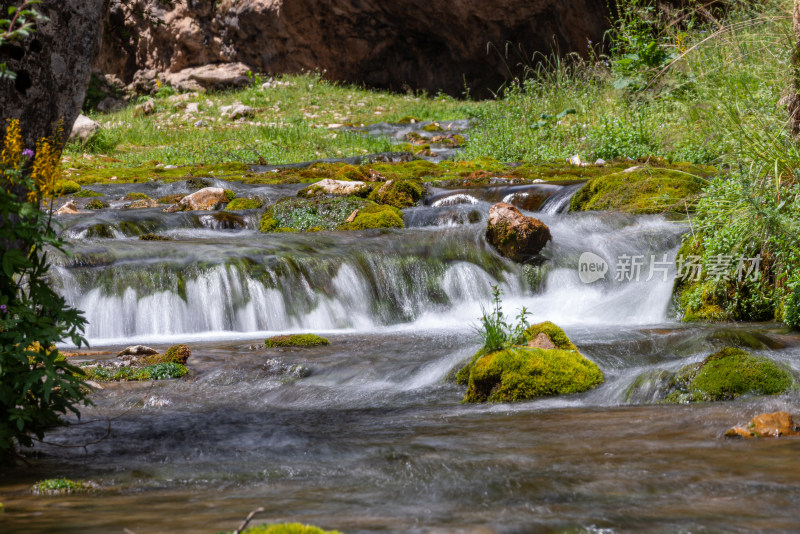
[164,187,226,212]
[527,332,557,350]
[725,411,800,439]
[96,0,610,96]
[486,202,552,262]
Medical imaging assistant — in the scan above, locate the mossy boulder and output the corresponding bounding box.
[259,196,403,232]
[123,192,150,201]
[367,179,426,209]
[569,166,706,214]
[54,180,81,196]
[31,478,97,495]
[139,233,172,241]
[238,524,342,534]
[73,189,103,198]
[627,347,797,404]
[266,334,330,348]
[142,344,191,365]
[463,347,604,403]
[85,199,108,210]
[485,202,551,262]
[458,321,603,403]
[297,178,371,198]
[226,197,264,210]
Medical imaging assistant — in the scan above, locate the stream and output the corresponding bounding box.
[3,174,800,533]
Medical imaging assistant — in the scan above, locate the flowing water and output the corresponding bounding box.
[3,177,800,533]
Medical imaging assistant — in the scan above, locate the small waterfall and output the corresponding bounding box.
[539,183,584,214]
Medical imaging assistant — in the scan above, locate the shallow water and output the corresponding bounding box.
[4,178,800,533]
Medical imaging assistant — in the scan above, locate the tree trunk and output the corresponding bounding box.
[789,0,800,137]
[0,0,106,150]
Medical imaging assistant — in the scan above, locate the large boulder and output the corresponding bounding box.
[164,187,226,211]
[486,202,552,262]
[457,321,603,403]
[163,62,252,91]
[68,114,101,143]
[0,0,106,150]
[95,0,610,96]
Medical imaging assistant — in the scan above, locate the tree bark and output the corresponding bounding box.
[0,0,106,150]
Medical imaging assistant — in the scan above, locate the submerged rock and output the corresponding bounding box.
[259,197,403,232]
[117,345,158,357]
[164,187,226,212]
[368,179,426,209]
[457,321,603,403]
[725,411,800,438]
[31,478,99,496]
[485,202,551,262]
[266,334,330,348]
[54,201,79,215]
[127,198,158,209]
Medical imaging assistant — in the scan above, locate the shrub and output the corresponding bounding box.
[0,120,90,460]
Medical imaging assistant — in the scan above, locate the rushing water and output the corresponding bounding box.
[3,177,800,533]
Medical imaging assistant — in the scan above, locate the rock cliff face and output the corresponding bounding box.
[96,0,610,96]
[0,0,105,148]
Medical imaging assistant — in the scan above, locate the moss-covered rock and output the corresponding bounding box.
[226,197,264,210]
[238,523,342,534]
[367,179,426,209]
[85,199,108,210]
[627,347,797,404]
[31,478,97,495]
[259,196,403,232]
[54,180,81,196]
[123,192,150,201]
[463,347,604,403]
[338,203,404,230]
[266,334,330,348]
[520,321,578,351]
[157,193,185,204]
[224,188,236,201]
[569,166,707,214]
[83,362,189,382]
[139,233,172,241]
[142,344,191,365]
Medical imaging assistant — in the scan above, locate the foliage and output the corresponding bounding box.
[265,334,329,348]
[0,120,90,460]
[84,362,188,382]
[785,284,800,329]
[473,286,531,353]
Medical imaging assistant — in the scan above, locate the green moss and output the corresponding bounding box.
[72,189,103,198]
[367,179,426,209]
[54,180,81,196]
[124,192,149,201]
[663,347,796,403]
[239,523,342,534]
[463,347,604,403]
[259,196,398,233]
[569,166,708,214]
[85,199,108,210]
[422,122,444,132]
[521,321,578,351]
[334,164,369,181]
[397,116,419,124]
[157,193,185,204]
[31,478,95,495]
[139,233,171,241]
[86,224,114,238]
[265,334,330,348]
[338,203,404,230]
[143,344,191,365]
[63,163,250,186]
[226,197,264,210]
[224,188,236,201]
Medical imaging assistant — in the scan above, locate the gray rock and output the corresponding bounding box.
[69,114,101,143]
[117,345,159,357]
